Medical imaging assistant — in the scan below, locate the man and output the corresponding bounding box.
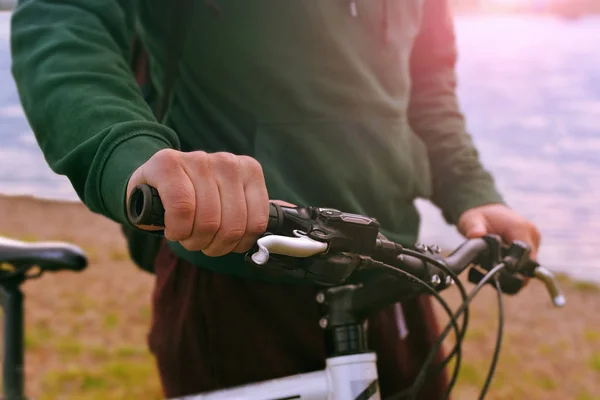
[10,0,540,398]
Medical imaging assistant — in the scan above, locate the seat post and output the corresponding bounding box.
[1,277,26,400]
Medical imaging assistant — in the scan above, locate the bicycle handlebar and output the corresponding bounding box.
[128,184,565,307]
[128,183,566,400]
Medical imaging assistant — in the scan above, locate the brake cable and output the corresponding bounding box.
[424,262,507,400]
[477,277,504,400]
[398,248,471,392]
[360,257,463,400]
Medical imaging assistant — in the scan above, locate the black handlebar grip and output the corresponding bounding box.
[128,184,284,233]
[128,184,165,227]
[267,202,284,234]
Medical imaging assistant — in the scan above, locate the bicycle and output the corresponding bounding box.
[128,184,566,400]
[0,236,88,400]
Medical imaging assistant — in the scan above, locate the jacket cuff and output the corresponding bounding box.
[99,131,175,225]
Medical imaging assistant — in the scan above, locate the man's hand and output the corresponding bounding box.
[457,203,542,260]
[127,149,273,257]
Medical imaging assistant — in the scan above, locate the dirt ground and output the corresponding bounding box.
[0,195,598,399]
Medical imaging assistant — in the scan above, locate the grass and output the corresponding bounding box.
[114,345,147,358]
[36,335,161,399]
[590,353,600,372]
[140,305,151,323]
[431,270,600,400]
[56,338,84,359]
[109,249,130,261]
[41,359,162,400]
[464,327,487,341]
[24,320,53,350]
[537,343,554,356]
[103,313,119,329]
[572,280,600,293]
[585,329,600,343]
[535,374,558,391]
[0,233,39,242]
[554,272,600,293]
[577,391,600,400]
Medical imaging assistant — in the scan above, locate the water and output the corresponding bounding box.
[1,13,599,281]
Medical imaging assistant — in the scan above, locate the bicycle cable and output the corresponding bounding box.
[406,262,507,400]
[439,263,507,399]
[362,257,462,400]
[477,277,504,400]
[398,248,471,393]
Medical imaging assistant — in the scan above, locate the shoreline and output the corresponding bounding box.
[1,193,596,284]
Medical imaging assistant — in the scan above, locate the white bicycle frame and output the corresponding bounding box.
[171,234,381,400]
[174,353,380,400]
[165,231,567,400]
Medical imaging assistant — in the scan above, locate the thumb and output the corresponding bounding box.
[460,214,488,239]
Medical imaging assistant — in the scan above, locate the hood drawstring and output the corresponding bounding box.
[349,1,358,17]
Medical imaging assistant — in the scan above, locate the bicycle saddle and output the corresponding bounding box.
[0,236,87,272]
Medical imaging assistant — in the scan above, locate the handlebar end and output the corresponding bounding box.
[553,294,566,308]
[533,266,567,308]
[127,184,165,227]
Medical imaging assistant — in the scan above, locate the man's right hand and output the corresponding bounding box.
[126,149,271,257]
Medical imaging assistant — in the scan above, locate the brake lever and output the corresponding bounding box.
[468,261,566,308]
[503,242,566,308]
[250,231,328,265]
[468,238,566,308]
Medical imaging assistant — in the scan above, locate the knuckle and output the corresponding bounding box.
[220,228,246,245]
[169,199,196,219]
[185,151,211,173]
[152,149,181,172]
[239,156,264,177]
[246,219,269,236]
[211,152,241,174]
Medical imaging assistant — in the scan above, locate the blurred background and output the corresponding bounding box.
[0,1,599,399]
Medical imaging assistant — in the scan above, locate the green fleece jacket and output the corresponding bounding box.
[10,0,503,280]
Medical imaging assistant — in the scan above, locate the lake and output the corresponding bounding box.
[1,12,599,282]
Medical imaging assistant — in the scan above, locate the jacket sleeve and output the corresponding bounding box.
[10,0,180,225]
[408,0,505,224]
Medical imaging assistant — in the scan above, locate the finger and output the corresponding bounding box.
[527,232,540,260]
[203,153,248,257]
[127,150,196,239]
[502,226,540,260]
[179,152,222,251]
[233,158,270,253]
[271,199,297,207]
[530,226,542,260]
[458,213,488,239]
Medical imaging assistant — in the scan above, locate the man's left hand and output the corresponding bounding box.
[457,203,541,260]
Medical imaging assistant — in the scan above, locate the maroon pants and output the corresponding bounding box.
[148,241,449,399]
